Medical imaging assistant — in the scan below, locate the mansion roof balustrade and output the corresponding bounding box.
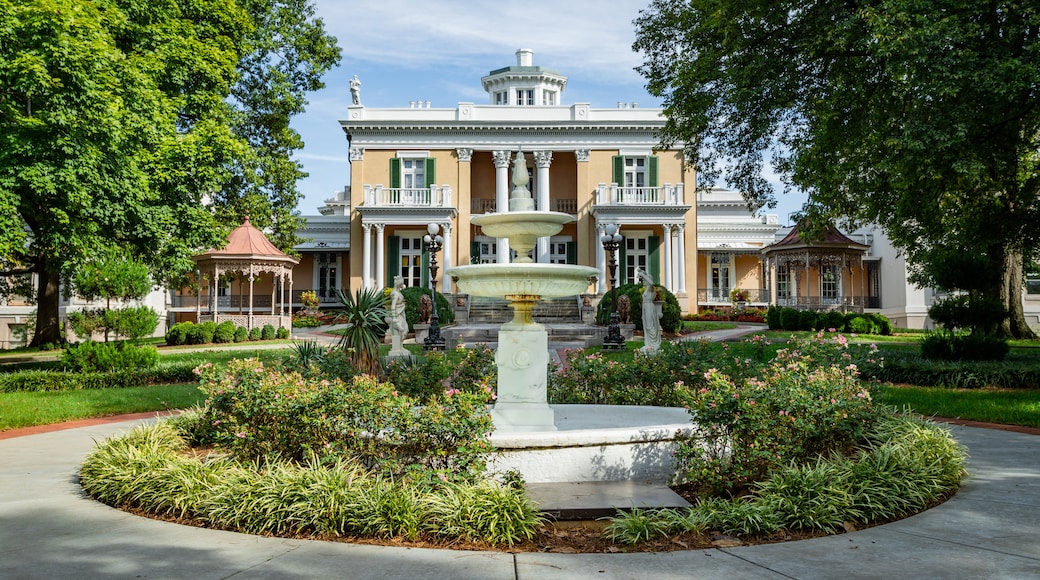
[596,183,683,206]
[362,184,453,208]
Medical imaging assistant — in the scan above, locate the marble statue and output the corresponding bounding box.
[386,275,408,357]
[638,268,662,354]
[350,75,361,106]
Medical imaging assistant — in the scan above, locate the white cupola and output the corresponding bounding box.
[481,49,568,106]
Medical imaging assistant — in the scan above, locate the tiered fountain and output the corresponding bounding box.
[446,150,693,486]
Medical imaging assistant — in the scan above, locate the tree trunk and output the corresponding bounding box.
[30,270,63,346]
[1002,249,1037,339]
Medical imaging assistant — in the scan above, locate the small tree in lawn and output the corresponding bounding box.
[333,287,388,377]
[71,250,156,342]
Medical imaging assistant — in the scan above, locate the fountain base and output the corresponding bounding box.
[491,325,556,432]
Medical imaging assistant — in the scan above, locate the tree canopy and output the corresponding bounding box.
[635,0,1040,337]
[0,0,339,345]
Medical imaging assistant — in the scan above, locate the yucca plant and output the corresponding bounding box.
[333,287,388,376]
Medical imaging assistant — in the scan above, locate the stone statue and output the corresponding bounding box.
[638,268,663,354]
[418,292,433,324]
[617,294,631,324]
[350,75,361,106]
[386,275,408,357]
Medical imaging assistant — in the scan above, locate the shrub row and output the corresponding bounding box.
[862,350,1040,389]
[0,362,199,392]
[595,283,683,333]
[684,307,767,323]
[166,321,288,346]
[766,306,892,335]
[62,341,159,373]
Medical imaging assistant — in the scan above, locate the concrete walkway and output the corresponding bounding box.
[1,419,1038,579]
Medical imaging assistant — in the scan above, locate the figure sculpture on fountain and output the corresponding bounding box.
[638,268,663,354]
[508,149,535,211]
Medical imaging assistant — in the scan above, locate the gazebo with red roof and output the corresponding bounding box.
[191,217,299,332]
[761,222,870,311]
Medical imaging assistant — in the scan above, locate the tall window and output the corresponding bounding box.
[549,241,567,264]
[402,159,424,190]
[399,237,423,287]
[516,88,534,105]
[625,237,648,285]
[316,252,338,300]
[821,264,839,301]
[710,253,731,301]
[494,91,507,105]
[777,264,791,299]
[624,157,646,188]
[542,90,556,105]
[477,238,497,264]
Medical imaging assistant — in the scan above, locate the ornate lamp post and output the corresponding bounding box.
[423,222,446,351]
[601,224,625,350]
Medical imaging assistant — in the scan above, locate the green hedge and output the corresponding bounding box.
[595,283,682,334]
[400,286,454,331]
[861,351,1040,389]
[0,362,199,392]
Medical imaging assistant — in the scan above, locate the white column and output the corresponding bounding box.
[535,150,552,263]
[441,221,453,294]
[596,223,607,294]
[677,224,687,295]
[375,224,385,290]
[361,222,372,290]
[662,224,673,292]
[493,150,511,263]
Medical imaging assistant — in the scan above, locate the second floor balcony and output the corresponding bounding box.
[595,183,684,206]
[362,185,453,208]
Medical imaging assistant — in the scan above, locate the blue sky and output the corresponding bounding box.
[290,0,806,224]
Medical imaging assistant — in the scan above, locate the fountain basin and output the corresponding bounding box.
[471,211,575,263]
[488,405,695,483]
[448,263,599,299]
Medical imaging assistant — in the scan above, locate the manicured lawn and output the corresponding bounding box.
[682,321,738,332]
[877,385,1040,428]
[0,383,205,431]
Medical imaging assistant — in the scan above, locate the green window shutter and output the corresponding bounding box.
[470,241,480,264]
[618,239,627,285]
[424,158,436,188]
[421,248,430,289]
[612,155,623,185]
[648,156,659,187]
[390,158,402,188]
[387,236,400,286]
[649,235,661,283]
[565,241,576,265]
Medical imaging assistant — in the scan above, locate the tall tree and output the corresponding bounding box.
[0,0,339,346]
[635,0,1040,338]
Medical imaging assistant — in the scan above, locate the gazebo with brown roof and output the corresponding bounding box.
[191,217,299,332]
[762,223,870,311]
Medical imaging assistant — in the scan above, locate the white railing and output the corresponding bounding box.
[362,185,453,207]
[595,183,684,206]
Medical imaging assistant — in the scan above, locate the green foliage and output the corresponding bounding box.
[333,287,388,376]
[864,350,1040,389]
[260,324,276,341]
[602,508,672,544]
[797,309,817,331]
[82,422,543,547]
[384,345,497,401]
[73,251,152,303]
[186,322,217,345]
[595,283,682,333]
[920,331,1010,362]
[674,335,881,494]
[166,322,193,346]
[233,325,248,342]
[275,326,290,339]
[400,286,454,331]
[190,359,494,481]
[68,306,160,342]
[766,305,783,330]
[779,307,800,331]
[248,326,262,341]
[0,362,198,392]
[62,341,159,373]
[213,321,237,344]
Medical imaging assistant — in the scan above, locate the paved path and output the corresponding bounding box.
[1,419,1038,579]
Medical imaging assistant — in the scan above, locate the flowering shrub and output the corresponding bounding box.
[675,334,881,495]
[385,345,497,401]
[299,291,321,310]
[190,358,493,482]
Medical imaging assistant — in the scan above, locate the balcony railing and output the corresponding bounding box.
[362,185,453,207]
[773,296,880,311]
[595,183,684,206]
[697,288,771,304]
[470,198,578,214]
[169,289,340,310]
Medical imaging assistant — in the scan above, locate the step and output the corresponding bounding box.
[525,481,691,520]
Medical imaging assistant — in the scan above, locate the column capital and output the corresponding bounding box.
[575,149,590,162]
[361,222,372,232]
[492,150,511,168]
[534,150,553,168]
[374,223,385,232]
[456,148,473,162]
[349,146,365,161]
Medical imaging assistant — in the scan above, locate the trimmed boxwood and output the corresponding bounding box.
[595,283,682,334]
[233,326,248,343]
[400,286,454,331]
[0,362,200,392]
